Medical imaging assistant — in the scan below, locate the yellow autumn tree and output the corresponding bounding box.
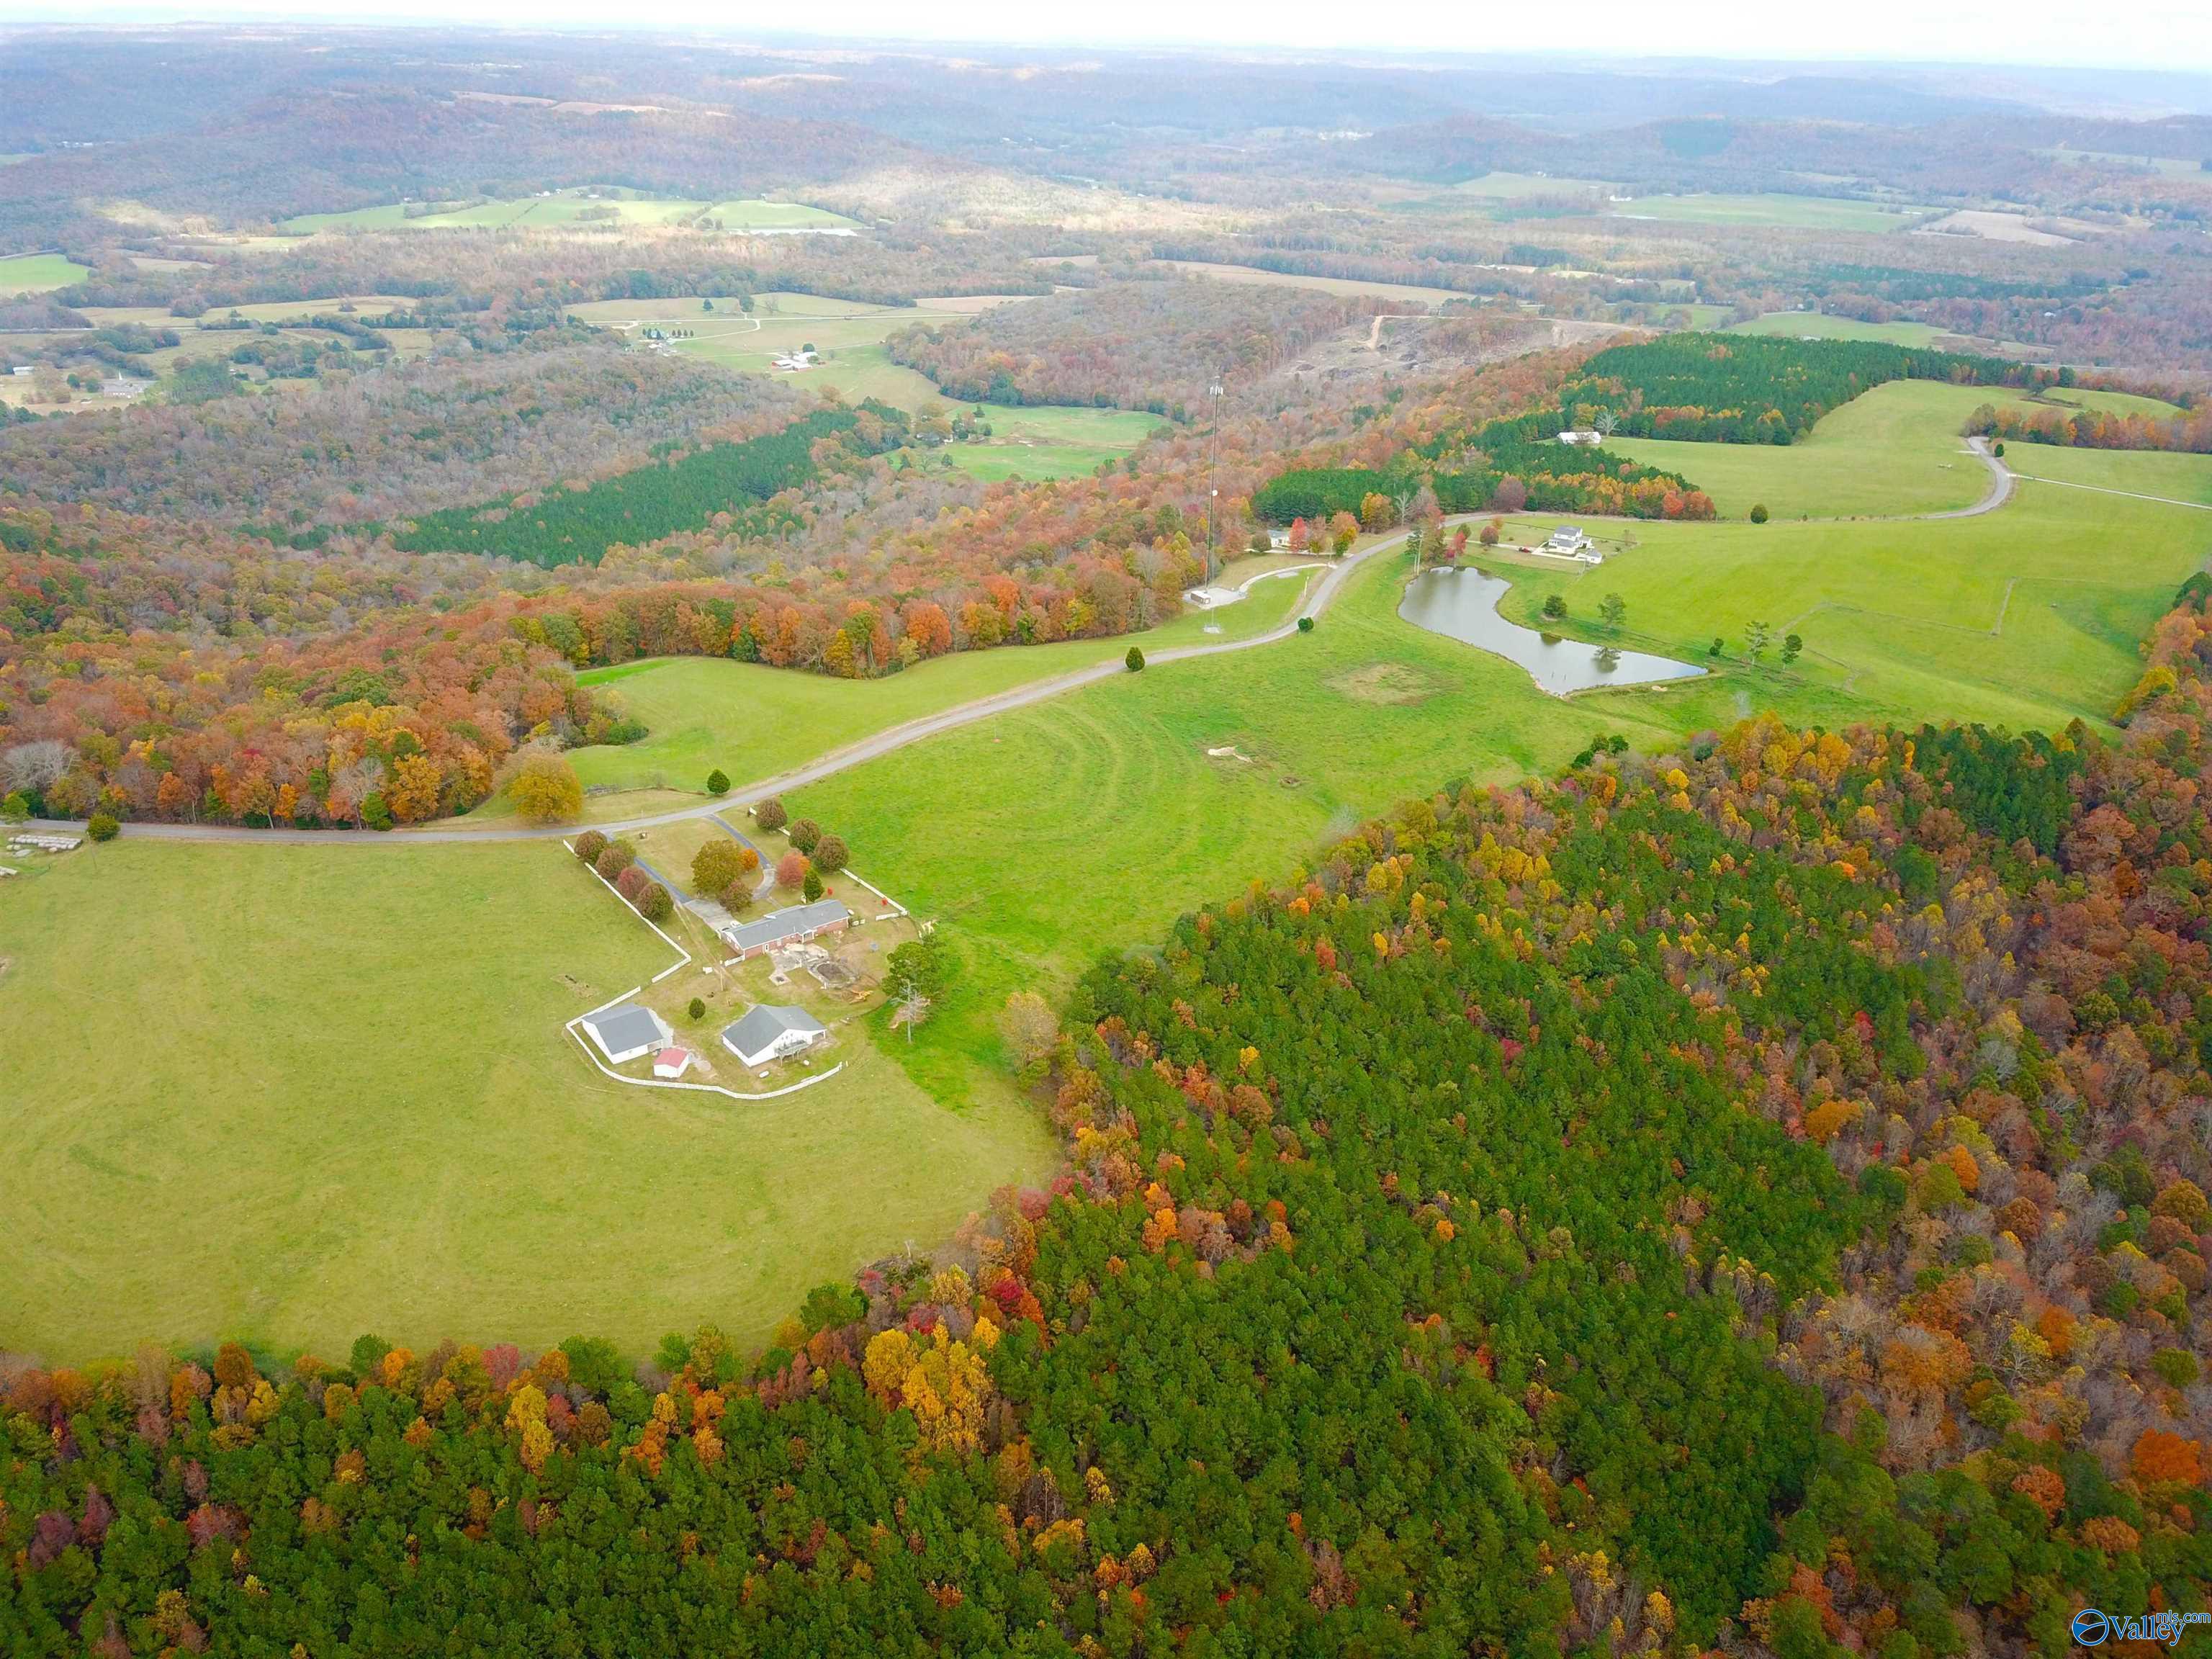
[506,752,583,824]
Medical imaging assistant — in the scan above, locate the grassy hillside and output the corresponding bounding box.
[788,549,1696,1106]
[531,572,1314,808]
[0,842,1051,1362]
[0,251,91,296]
[1607,380,2185,519]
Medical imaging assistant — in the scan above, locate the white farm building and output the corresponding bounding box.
[580,1003,674,1065]
[721,1004,828,1068]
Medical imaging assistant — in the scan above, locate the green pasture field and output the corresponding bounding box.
[1725,313,1946,347]
[281,192,858,235]
[566,291,1030,413]
[1148,260,1474,307]
[0,840,1051,1362]
[2043,147,2204,178]
[0,252,91,296]
[1609,193,1934,233]
[1605,380,2185,520]
[511,571,1315,812]
[942,405,1165,482]
[786,548,1695,1107]
[2000,444,2212,507]
[1477,462,2209,732]
[787,423,2212,1111]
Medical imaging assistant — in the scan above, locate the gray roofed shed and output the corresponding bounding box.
[580,1002,673,1064]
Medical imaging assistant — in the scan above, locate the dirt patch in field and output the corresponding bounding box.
[1327,662,1442,706]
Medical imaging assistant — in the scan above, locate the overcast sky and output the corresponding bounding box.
[13,0,2212,74]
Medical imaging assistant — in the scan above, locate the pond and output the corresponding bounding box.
[1397,568,1705,696]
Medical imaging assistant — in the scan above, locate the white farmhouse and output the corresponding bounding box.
[721,1004,828,1068]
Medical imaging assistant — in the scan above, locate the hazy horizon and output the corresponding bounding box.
[1,6,2209,78]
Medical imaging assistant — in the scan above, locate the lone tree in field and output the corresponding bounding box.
[1125,647,1146,673]
[572,830,607,865]
[692,837,755,899]
[1001,991,1060,1075]
[1750,503,1770,524]
[1542,593,1568,621]
[1599,593,1627,631]
[1479,518,1501,549]
[86,811,120,842]
[813,835,849,873]
[775,850,809,889]
[706,769,729,796]
[755,797,787,833]
[688,997,706,1021]
[507,753,583,824]
[1746,620,1773,662]
[1782,632,1804,665]
[786,818,822,855]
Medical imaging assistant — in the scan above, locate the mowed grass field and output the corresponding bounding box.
[566,292,1023,413]
[1609,192,1934,232]
[0,842,1051,1362]
[787,549,1699,1106]
[525,570,1315,809]
[788,420,2212,1109]
[1478,462,2210,733]
[0,252,91,296]
[943,405,1164,482]
[1726,313,1948,347]
[2000,445,2212,506]
[1606,381,2187,520]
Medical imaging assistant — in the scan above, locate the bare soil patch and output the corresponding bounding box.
[1327,662,1442,706]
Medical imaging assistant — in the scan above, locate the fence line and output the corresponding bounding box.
[562,1017,845,1102]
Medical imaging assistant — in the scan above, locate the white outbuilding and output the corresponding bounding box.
[580,1002,674,1065]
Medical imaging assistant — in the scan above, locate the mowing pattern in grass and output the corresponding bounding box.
[788,550,1689,1107]
[390,404,902,565]
[797,431,2212,1112]
[546,572,1313,804]
[0,840,1051,1361]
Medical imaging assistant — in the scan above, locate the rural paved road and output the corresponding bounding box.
[1929,436,2015,519]
[22,527,1413,850]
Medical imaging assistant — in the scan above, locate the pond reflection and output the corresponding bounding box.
[1398,568,1704,696]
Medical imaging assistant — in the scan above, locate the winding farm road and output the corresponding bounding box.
[1931,436,2015,519]
[23,529,1410,850]
[22,442,2045,853]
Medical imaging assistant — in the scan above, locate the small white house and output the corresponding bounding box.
[721,1004,828,1068]
[1543,524,1594,555]
[580,1002,674,1066]
[1557,429,1604,446]
[652,1046,693,1080]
